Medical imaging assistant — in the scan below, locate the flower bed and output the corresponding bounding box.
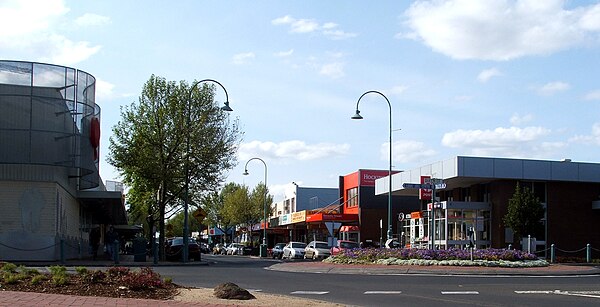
[324,248,549,268]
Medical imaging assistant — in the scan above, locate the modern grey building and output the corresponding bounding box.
[375,156,600,256]
[0,60,126,261]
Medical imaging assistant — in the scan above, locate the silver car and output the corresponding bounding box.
[304,240,331,260]
[282,242,306,259]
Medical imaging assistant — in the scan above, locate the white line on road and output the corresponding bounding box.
[441,291,479,295]
[515,290,555,294]
[290,291,329,295]
[364,291,403,294]
[516,290,600,299]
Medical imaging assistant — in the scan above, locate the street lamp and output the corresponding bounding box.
[183,79,232,263]
[242,157,268,257]
[351,90,394,240]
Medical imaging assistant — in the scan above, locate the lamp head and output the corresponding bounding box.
[351,109,363,120]
[242,170,249,176]
[221,101,233,112]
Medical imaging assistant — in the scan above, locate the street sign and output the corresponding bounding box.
[435,183,447,189]
[403,183,434,189]
[192,208,207,223]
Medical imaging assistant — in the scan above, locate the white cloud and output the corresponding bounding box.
[384,140,436,164]
[75,13,111,27]
[454,95,472,102]
[0,0,101,65]
[239,140,350,161]
[319,62,345,79]
[274,49,294,57]
[232,52,255,65]
[95,78,115,101]
[272,15,356,40]
[510,113,533,126]
[388,85,408,96]
[537,81,570,95]
[402,0,599,60]
[477,68,502,82]
[570,123,600,145]
[583,89,600,101]
[442,126,551,156]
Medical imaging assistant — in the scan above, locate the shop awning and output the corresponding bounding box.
[78,190,127,225]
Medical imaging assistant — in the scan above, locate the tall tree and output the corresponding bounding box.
[503,182,545,243]
[221,182,273,244]
[108,75,242,259]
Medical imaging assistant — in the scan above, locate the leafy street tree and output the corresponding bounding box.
[201,185,236,243]
[108,75,242,259]
[221,182,273,245]
[503,182,545,245]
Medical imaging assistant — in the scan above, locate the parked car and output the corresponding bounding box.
[304,241,331,260]
[213,243,226,255]
[226,243,244,255]
[199,242,210,254]
[165,237,201,261]
[330,240,360,256]
[282,242,306,259]
[271,243,286,259]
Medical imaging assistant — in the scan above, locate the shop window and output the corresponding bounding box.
[347,187,358,208]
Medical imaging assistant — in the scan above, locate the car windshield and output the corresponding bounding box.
[340,241,359,248]
[315,243,329,249]
[291,243,306,248]
[275,244,285,248]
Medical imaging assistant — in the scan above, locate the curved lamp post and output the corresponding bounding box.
[242,157,268,257]
[183,79,232,262]
[351,90,394,241]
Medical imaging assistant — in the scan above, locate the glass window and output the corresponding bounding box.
[347,187,358,208]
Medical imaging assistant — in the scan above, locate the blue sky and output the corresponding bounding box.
[2,0,600,201]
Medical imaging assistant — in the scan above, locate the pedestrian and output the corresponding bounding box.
[105,226,119,259]
[89,227,100,260]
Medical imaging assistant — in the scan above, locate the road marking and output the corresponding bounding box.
[247,289,263,292]
[441,291,479,295]
[516,290,600,299]
[364,291,402,294]
[290,291,329,295]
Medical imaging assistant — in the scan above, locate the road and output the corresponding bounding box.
[152,254,600,306]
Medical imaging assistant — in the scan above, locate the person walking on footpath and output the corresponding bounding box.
[105,226,119,259]
[89,227,101,260]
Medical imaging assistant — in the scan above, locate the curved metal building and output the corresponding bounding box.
[0,61,126,261]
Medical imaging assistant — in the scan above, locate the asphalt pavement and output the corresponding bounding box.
[4,255,599,306]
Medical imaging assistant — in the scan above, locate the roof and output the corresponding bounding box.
[375,156,600,196]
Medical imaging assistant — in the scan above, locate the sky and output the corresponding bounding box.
[2,0,600,202]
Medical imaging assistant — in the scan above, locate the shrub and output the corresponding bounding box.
[107,266,130,278]
[121,267,164,290]
[52,274,69,286]
[30,274,46,285]
[3,273,23,284]
[75,266,88,275]
[1,262,17,273]
[48,265,67,276]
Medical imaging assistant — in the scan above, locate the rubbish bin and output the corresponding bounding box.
[259,244,267,257]
[133,238,147,262]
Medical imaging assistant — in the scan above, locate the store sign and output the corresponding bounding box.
[419,176,432,200]
[359,170,392,187]
[291,211,306,223]
[280,213,291,225]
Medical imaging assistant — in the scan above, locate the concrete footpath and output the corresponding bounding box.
[3,257,599,306]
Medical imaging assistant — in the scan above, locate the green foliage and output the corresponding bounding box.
[1,262,17,273]
[3,273,22,284]
[48,265,67,276]
[503,183,545,240]
[30,274,46,285]
[52,274,69,286]
[75,266,88,275]
[163,277,173,284]
[108,75,243,259]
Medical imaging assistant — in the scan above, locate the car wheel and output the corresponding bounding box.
[312,253,317,260]
[303,253,307,259]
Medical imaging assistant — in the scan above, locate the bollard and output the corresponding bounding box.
[114,240,120,264]
[587,244,591,263]
[550,244,555,263]
[527,235,532,254]
[508,244,512,250]
[153,238,158,265]
[60,238,65,264]
[470,247,474,261]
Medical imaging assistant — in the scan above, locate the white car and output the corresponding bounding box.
[304,241,331,260]
[282,242,307,259]
[226,243,244,255]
